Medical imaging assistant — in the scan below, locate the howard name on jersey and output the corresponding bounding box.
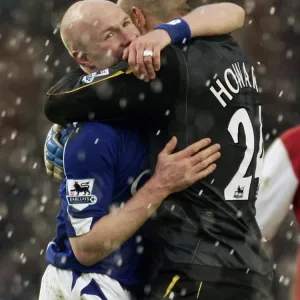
[46,122,150,288]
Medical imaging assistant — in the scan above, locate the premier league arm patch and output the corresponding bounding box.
[81,61,131,85]
[81,69,110,84]
[66,179,98,211]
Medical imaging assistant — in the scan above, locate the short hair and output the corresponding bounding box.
[119,0,191,20]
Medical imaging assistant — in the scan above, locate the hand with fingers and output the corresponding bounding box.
[151,136,221,195]
[122,29,171,82]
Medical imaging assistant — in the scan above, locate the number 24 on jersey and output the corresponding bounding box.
[225,106,264,201]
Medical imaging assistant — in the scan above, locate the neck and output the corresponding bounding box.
[80,65,95,74]
[167,10,185,20]
[146,10,185,31]
[143,13,161,32]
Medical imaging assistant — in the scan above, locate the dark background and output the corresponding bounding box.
[0,0,299,299]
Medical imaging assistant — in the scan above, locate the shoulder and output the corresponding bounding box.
[64,122,120,166]
[279,126,300,165]
[47,61,131,96]
[47,67,85,94]
[80,60,130,84]
[186,35,241,58]
[280,126,300,150]
[186,35,234,50]
[160,45,184,67]
[275,126,300,177]
[67,122,119,143]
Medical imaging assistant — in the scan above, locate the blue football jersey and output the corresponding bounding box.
[46,122,150,288]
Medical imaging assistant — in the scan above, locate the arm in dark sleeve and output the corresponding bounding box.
[44,46,185,126]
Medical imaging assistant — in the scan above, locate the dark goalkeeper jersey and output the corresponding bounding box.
[45,35,272,285]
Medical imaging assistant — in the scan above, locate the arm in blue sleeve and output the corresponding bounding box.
[62,123,117,237]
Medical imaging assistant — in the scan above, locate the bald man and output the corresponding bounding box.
[59,0,140,74]
[43,1,274,299]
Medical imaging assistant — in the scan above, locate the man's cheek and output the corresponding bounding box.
[110,46,123,61]
[133,27,141,37]
[105,48,113,58]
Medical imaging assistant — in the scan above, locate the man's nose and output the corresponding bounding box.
[120,29,136,47]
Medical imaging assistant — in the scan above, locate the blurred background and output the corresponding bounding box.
[0,0,299,299]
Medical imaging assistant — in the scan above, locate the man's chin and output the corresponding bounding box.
[118,52,125,62]
[96,57,119,71]
[109,54,123,66]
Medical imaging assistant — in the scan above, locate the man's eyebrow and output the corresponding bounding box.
[123,15,131,22]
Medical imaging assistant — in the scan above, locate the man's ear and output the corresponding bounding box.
[72,51,94,68]
[131,6,146,31]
